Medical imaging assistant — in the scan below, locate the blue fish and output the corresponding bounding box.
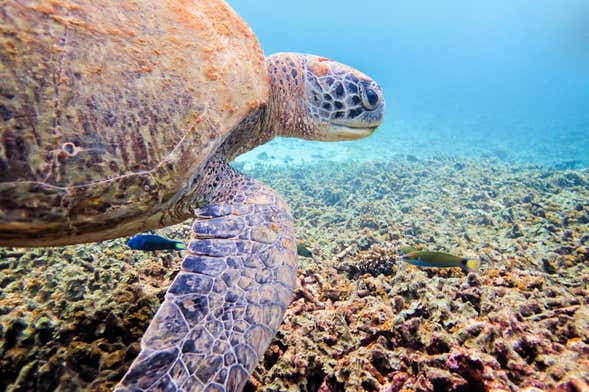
[127,234,186,251]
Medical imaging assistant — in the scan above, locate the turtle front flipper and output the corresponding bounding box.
[115,170,298,392]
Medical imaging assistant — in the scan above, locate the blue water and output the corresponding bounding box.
[231,0,589,168]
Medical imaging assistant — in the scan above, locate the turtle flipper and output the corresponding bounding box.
[115,173,297,392]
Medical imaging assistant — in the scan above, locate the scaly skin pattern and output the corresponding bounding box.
[264,53,384,142]
[301,57,384,135]
[115,159,298,392]
[0,0,268,246]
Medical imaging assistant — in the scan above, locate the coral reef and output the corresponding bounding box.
[1,157,588,391]
[0,224,191,391]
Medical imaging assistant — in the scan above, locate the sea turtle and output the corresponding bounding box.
[0,1,385,391]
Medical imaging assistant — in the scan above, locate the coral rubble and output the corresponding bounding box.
[1,158,588,391]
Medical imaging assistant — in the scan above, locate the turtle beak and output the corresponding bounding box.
[317,124,378,141]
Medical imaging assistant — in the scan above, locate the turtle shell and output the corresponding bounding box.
[0,0,269,246]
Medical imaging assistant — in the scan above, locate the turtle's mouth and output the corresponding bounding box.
[318,124,378,141]
[321,125,376,141]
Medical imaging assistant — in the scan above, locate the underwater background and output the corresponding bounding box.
[1,1,588,391]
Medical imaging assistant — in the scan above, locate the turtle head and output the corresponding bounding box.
[265,53,385,141]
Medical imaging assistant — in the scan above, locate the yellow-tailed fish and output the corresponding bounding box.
[401,250,480,273]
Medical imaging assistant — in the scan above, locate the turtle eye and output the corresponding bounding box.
[360,81,380,111]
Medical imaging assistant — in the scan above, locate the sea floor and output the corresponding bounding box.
[1,157,588,391]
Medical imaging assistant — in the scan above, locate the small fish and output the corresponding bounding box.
[296,243,313,257]
[401,250,480,273]
[127,234,186,251]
